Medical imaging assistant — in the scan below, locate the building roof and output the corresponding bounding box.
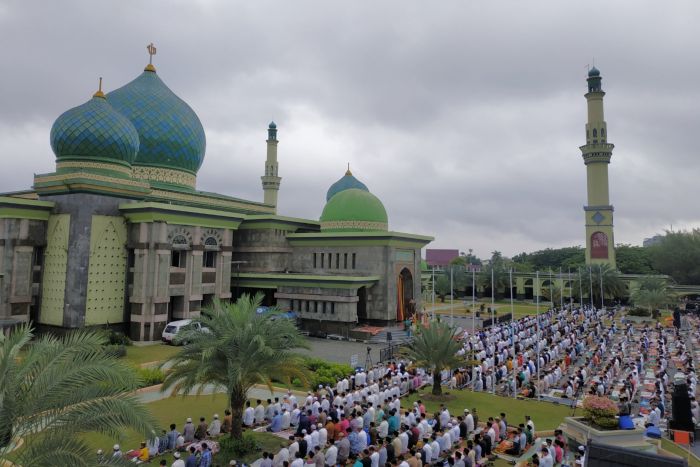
[425,248,459,266]
[107,66,206,180]
[320,188,388,232]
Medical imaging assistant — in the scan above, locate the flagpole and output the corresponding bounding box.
[599,264,604,310]
[559,267,563,310]
[471,268,476,336]
[510,267,516,399]
[431,266,436,321]
[536,270,540,401]
[589,267,594,309]
[578,267,583,308]
[491,265,495,395]
[450,266,454,327]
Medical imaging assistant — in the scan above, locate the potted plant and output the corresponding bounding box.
[582,395,618,429]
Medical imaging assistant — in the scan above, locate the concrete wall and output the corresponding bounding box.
[0,218,47,324]
[232,228,292,273]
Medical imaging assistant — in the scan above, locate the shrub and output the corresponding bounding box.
[627,308,651,317]
[136,366,165,387]
[104,344,127,358]
[302,357,352,390]
[582,396,618,429]
[219,432,260,456]
[107,330,132,346]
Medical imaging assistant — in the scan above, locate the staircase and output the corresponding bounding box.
[368,325,413,345]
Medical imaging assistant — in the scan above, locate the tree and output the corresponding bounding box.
[630,276,675,316]
[161,294,309,440]
[648,230,700,284]
[0,325,156,467]
[479,251,511,299]
[512,247,585,271]
[435,274,450,302]
[400,321,462,396]
[615,244,656,274]
[572,264,626,306]
[542,283,564,306]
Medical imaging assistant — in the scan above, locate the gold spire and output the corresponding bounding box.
[93,77,105,98]
[345,162,352,176]
[145,43,157,72]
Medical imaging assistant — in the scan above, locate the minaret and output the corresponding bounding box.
[580,67,616,268]
[261,121,281,211]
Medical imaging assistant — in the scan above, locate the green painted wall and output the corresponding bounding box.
[39,214,70,326]
[85,216,128,325]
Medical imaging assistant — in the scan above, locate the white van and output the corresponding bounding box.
[161,319,204,345]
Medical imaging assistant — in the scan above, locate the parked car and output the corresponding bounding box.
[162,319,208,345]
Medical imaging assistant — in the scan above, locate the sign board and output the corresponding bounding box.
[350,354,358,368]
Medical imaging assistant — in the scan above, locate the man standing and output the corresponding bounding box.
[337,432,350,465]
[183,418,195,443]
[326,440,338,467]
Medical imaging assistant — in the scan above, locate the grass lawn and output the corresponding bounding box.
[405,390,573,431]
[125,343,180,366]
[427,301,547,319]
[81,393,287,464]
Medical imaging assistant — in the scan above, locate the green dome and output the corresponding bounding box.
[320,188,388,232]
[50,94,140,167]
[326,169,369,201]
[107,68,206,176]
[588,66,600,77]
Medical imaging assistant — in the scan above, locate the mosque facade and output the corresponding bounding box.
[0,50,432,340]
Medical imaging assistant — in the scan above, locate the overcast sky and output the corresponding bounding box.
[1,1,699,259]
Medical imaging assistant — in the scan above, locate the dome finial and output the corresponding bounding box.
[346,162,352,176]
[145,43,157,72]
[93,77,105,99]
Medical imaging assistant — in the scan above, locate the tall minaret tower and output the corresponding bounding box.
[580,67,616,268]
[261,121,281,212]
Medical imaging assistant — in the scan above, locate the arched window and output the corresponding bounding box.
[172,235,188,246]
[592,128,597,137]
[601,128,605,137]
[204,237,218,247]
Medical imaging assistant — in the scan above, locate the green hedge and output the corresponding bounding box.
[136,367,166,387]
[302,357,352,390]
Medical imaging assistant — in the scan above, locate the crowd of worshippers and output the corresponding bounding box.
[251,362,590,467]
[99,413,231,466]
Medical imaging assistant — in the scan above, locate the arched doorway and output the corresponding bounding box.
[397,268,414,322]
[357,287,368,321]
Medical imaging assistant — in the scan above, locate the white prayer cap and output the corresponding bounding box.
[186,417,192,423]
[113,444,120,451]
[302,429,307,434]
[214,414,219,419]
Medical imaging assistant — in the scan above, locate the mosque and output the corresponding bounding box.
[0,46,432,340]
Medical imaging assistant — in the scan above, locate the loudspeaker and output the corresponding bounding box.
[670,382,694,432]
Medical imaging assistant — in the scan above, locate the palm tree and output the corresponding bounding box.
[0,324,156,467]
[161,293,309,440]
[572,264,626,306]
[400,321,462,396]
[630,276,675,316]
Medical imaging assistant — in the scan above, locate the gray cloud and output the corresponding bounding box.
[1,0,700,259]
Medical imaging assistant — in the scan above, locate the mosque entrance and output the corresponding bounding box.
[397,268,414,322]
[357,287,368,321]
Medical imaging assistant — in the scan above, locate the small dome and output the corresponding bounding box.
[107,68,206,175]
[50,94,140,167]
[588,66,600,77]
[326,169,369,201]
[269,121,277,129]
[320,188,388,232]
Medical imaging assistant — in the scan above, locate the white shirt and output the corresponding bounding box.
[291,458,304,467]
[325,445,338,466]
[370,451,380,467]
[172,459,185,467]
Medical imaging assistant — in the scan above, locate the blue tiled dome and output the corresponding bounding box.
[588,66,600,77]
[326,169,369,201]
[107,68,206,174]
[50,94,140,167]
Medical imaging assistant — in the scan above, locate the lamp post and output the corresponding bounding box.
[431,266,436,321]
[559,267,564,310]
[589,267,594,309]
[450,266,454,327]
[578,267,583,308]
[471,267,476,336]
